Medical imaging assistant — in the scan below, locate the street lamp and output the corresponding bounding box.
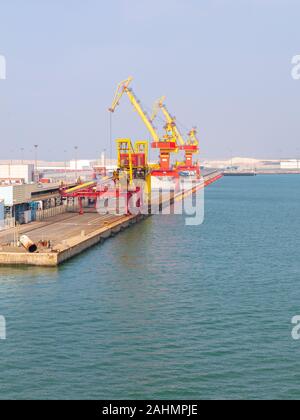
[64,150,67,182]
[103,148,107,169]
[74,146,78,181]
[34,144,39,183]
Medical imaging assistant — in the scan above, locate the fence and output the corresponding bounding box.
[36,205,67,221]
[4,217,15,230]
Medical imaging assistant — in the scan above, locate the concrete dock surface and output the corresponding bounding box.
[0,212,140,266]
[0,212,122,252]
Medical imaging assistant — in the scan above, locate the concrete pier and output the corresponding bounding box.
[0,213,138,266]
[0,172,223,266]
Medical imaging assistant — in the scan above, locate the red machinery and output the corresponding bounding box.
[60,178,143,216]
[150,139,180,192]
[176,128,201,177]
[151,141,179,175]
[176,144,200,177]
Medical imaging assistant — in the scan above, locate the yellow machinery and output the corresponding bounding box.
[64,181,97,194]
[109,78,154,196]
[116,138,148,187]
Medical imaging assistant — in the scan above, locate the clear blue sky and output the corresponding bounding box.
[0,0,299,161]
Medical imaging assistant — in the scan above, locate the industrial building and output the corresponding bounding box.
[0,164,34,184]
[0,183,65,227]
[280,160,300,170]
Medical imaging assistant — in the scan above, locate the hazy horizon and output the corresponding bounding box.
[1,0,300,161]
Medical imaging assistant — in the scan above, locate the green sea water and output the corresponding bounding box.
[1,175,300,400]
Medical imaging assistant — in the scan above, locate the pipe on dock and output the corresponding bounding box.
[20,235,38,253]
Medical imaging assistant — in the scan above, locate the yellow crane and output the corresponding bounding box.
[109,77,178,174]
[151,97,200,176]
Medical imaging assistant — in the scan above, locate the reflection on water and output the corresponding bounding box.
[0,266,59,285]
[1,176,300,400]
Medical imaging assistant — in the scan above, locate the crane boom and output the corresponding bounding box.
[154,97,186,146]
[188,128,199,146]
[109,77,160,143]
[150,96,165,122]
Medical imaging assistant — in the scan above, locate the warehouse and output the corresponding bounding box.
[0,183,65,227]
[0,164,34,184]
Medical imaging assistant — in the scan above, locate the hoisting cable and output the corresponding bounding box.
[109,111,113,161]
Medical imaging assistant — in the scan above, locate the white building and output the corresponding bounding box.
[0,164,34,184]
[69,160,95,170]
[280,160,300,170]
